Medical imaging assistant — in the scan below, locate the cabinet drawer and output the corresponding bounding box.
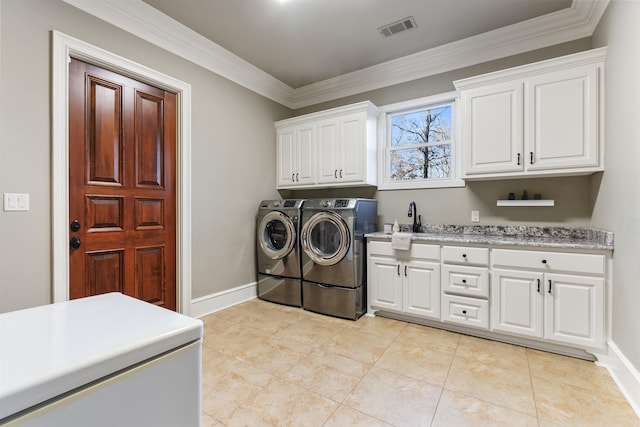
[442,246,489,266]
[492,249,605,276]
[368,240,440,260]
[442,265,489,298]
[442,294,489,329]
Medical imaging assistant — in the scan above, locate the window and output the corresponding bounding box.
[378,92,464,190]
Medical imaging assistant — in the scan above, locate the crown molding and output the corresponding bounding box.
[62,0,609,110]
[453,46,607,91]
[61,0,297,106]
[291,0,610,108]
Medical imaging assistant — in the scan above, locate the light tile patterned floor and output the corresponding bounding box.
[200,299,639,427]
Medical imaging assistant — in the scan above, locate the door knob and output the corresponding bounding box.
[70,236,81,250]
[70,219,81,232]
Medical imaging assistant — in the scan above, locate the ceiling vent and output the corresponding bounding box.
[378,16,417,37]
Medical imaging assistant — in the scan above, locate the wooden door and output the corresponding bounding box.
[68,58,177,310]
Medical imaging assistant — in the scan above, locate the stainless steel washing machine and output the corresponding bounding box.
[256,199,304,307]
[300,198,377,319]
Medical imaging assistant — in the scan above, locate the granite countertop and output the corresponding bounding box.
[366,224,614,251]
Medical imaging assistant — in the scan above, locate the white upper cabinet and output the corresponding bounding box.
[275,101,379,189]
[461,81,524,174]
[276,123,315,187]
[454,48,606,179]
[317,112,369,184]
[526,64,599,171]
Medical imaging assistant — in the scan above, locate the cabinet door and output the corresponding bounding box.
[316,119,339,184]
[338,113,365,183]
[296,124,315,185]
[368,256,402,312]
[526,65,599,171]
[276,127,296,187]
[461,81,524,175]
[544,273,604,349]
[403,260,440,319]
[491,269,543,338]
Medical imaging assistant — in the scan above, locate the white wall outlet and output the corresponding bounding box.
[471,210,479,222]
[3,193,30,212]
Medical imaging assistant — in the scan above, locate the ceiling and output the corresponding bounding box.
[65,0,608,108]
[142,0,572,89]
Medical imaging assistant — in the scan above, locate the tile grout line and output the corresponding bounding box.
[524,349,542,425]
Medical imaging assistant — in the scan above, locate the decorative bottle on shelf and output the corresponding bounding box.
[521,190,529,200]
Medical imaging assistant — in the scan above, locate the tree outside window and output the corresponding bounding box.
[388,104,453,181]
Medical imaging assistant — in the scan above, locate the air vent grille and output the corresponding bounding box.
[378,16,417,37]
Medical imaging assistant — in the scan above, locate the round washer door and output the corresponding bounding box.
[301,211,350,266]
[258,211,296,260]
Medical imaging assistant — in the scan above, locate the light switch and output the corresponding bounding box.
[471,210,479,222]
[3,193,30,212]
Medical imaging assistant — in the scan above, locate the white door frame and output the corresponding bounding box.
[52,31,192,314]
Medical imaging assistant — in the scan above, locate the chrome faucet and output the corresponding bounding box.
[407,201,422,232]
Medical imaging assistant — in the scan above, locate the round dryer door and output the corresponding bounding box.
[301,211,350,266]
[258,211,296,260]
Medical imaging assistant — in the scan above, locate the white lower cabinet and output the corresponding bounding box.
[441,246,490,329]
[368,241,440,320]
[368,255,402,312]
[368,239,609,353]
[403,259,441,318]
[442,294,489,329]
[491,269,542,338]
[491,249,605,350]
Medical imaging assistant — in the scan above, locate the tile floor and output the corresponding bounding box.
[200,299,639,426]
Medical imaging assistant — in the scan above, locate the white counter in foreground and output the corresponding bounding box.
[0,293,203,426]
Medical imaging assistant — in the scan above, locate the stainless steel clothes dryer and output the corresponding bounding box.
[300,198,377,319]
[256,199,304,307]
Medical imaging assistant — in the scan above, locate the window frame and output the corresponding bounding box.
[377,91,465,190]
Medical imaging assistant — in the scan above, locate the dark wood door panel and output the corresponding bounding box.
[69,58,177,310]
[85,250,125,296]
[136,246,165,306]
[135,91,165,188]
[87,76,123,186]
[85,195,124,232]
[135,198,165,230]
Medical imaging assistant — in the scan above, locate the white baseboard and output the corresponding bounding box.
[189,282,257,319]
[599,340,640,418]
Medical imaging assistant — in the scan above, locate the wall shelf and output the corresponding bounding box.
[497,199,555,207]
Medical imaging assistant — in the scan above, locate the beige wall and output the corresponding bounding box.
[591,0,640,372]
[288,39,596,228]
[0,0,290,312]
